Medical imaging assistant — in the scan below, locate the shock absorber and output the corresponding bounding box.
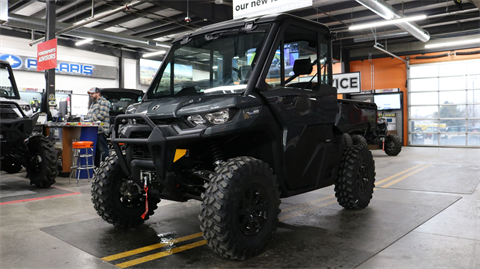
[207,140,223,167]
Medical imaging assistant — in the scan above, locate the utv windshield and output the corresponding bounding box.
[146,24,271,99]
[0,66,19,99]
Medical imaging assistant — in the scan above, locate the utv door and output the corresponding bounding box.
[258,21,339,191]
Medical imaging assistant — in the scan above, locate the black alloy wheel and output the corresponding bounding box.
[200,156,280,260]
[335,145,376,210]
[357,161,370,195]
[238,184,269,236]
[91,153,160,228]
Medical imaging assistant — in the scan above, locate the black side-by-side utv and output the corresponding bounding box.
[91,13,377,260]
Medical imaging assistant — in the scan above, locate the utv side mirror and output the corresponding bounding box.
[293,58,312,75]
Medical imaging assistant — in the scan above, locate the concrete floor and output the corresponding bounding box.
[0,147,479,269]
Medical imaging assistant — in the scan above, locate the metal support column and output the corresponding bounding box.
[342,48,350,73]
[119,50,124,88]
[42,0,56,120]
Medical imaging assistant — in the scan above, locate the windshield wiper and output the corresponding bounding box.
[205,29,265,41]
[205,29,245,41]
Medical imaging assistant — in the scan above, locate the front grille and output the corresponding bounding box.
[1,104,19,119]
[133,145,151,158]
[130,131,151,139]
[135,118,174,125]
[0,112,18,119]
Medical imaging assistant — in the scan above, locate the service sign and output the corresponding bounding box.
[333,72,361,94]
[37,38,57,71]
[233,0,312,19]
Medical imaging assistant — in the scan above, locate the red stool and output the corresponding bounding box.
[70,141,95,186]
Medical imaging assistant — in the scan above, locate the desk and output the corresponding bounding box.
[46,122,99,178]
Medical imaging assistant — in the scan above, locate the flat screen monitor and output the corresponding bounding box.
[58,100,68,119]
[374,93,402,110]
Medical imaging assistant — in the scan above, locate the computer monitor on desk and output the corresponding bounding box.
[58,101,68,121]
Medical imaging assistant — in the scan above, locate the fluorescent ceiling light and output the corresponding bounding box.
[425,38,480,49]
[143,50,167,58]
[156,43,171,48]
[75,38,94,46]
[349,15,427,30]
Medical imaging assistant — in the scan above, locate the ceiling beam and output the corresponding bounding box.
[133,18,203,38]
[117,14,187,35]
[146,21,212,40]
[8,0,37,12]
[471,0,480,9]
[31,0,81,19]
[150,1,232,23]
[57,0,131,23]
[318,2,476,27]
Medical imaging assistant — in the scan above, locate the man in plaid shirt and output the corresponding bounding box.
[86,87,111,166]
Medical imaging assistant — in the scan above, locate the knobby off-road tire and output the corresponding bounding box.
[342,133,353,149]
[335,145,376,210]
[199,156,280,260]
[91,153,160,228]
[385,134,402,156]
[1,160,22,174]
[26,136,58,188]
[351,134,368,148]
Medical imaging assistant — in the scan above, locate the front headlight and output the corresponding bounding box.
[126,105,137,114]
[186,109,232,126]
[187,115,206,125]
[21,105,31,112]
[205,109,229,125]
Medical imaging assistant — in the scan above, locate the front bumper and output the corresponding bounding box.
[1,101,39,153]
[112,114,201,200]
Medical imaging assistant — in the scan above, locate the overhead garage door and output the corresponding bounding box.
[408,59,480,147]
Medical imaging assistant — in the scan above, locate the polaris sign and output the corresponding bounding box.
[0,54,22,68]
[0,54,117,79]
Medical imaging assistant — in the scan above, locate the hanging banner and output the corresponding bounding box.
[233,0,312,19]
[37,38,57,71]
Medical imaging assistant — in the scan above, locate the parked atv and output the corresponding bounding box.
[347,114,402,156]
[0,60,58,187]
[91,14,377,260]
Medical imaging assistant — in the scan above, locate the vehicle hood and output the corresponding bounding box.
[132,94,262,118]
[0,97,33,117]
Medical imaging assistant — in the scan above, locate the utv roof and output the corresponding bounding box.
[98,88,144,96]
[0,60,11,67]
[173,13,330,43]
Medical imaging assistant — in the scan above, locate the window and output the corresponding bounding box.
[147,24,271,99]
[408,59,480,147]
[264,24,329,90]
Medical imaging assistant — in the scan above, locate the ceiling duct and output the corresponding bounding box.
[356,0,430,42]
[5,14,171,51]
[354,31,409,42]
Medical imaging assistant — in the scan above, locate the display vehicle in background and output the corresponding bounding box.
[88,88,144,137]
[89,88,144,124]
[344,114,402,156]
[91,14,377,260]
[0,60,58,187]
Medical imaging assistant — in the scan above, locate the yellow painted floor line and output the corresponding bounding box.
[115,240,208,268]
[105,162,431,267]
[380,164,432,188]
[102,232,203,262]
[375,163,425,187]
[114,198,338,268]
